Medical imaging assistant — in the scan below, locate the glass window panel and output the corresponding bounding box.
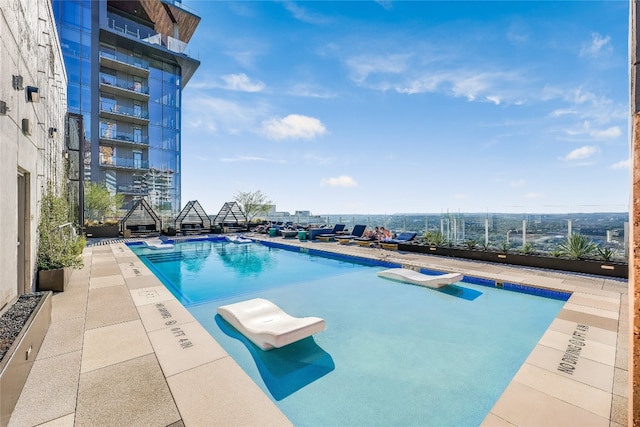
[81,86,91,113]
[149,79,162,103]
[60,27,81,57]
[149,147,163,169]
[149,102,162,126]
[163,129,175,150]
[80,59,90,86]
[69,151,80,180]
[149,125,162,148]
[80,31,91,60]
[81,1,91,30]
[62,1,81,27]
[68,83,80,110]
[65,56,80,84]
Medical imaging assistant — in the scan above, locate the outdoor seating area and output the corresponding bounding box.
[175,200,211,235]
[120,198,162,236]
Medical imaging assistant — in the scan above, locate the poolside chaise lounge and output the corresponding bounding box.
[377,268,463,289]
[312,224,346,241]
[335,225,367,244]
[143,238,175,250]
[379,231,417,250]
[217,298,326,351]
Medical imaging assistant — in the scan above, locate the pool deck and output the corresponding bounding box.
[8,234,629,426]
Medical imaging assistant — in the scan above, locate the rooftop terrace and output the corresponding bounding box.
[8,234,629,426]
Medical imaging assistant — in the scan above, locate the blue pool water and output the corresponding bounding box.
[131,239,566,426]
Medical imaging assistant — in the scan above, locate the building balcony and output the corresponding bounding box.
[100,157,149,170]
[99,50,149,77]
[100,74,149,102]
[99,130,149,148]
[117,185,148,196]
[99,103,149,125]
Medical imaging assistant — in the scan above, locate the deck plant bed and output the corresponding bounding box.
[398,236,628,279]
[0,292,52,425]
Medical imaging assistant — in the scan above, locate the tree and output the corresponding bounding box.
[84,182,124,224]
[234,190,272,223]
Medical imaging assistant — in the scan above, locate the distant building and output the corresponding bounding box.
[51,0,201,220]
[0,0,67,301]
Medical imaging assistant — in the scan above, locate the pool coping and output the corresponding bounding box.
[8,234,629,426]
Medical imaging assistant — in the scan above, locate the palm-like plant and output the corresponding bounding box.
[596,246,617,262]
[558,234,597,260]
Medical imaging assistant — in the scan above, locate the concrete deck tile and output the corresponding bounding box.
[562,302,619,320]
[602,281,629,294]
[9,351,81,427]
[613,367,628,398]
[167,358,293,427]
[548,318,618,347]
[539,329,616,366]
[90,254,116,264]
[513,363,611,418]
[36,413,75,426]
[480,413,517,427]
[89,263,121,278]
[490,381,609,427]
[525,344,613,392]
[137,299,196,332]
[89,274,125,289]
[37,317,85,359]
[81,319,153,373]
[557,309,619,332]
[569,294,620,312]
[119,261,154,278]
[125,274,164,290]
[50,289,88,323]
[572,291,621,305]
[568,287,621,299]
[610,394,628,425]
[76,354,180,427]
[85,285,139,330]
[129,285,175,307]
[148,320,228,377]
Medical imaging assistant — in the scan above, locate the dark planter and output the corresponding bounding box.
[0,292,51,426]
[85,225,119,238]
[397,244,628,279]
[37,267,71,292]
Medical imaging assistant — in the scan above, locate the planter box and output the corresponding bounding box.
[37,267,71,292]
[397,244,628,279]
[0,292,52,426]
[85,225,119,238]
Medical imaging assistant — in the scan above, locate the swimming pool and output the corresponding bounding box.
[131,239,567,426]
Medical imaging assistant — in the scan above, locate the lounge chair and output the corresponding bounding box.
[335,225,367,244]
[379,232,417,250]
[217,298,326,351]
[280,229,299,238]
[377,268,463,289]
[314,224,346,241]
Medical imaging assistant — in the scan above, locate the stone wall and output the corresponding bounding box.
[0,0,67,304]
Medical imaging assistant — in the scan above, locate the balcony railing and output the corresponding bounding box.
[99,49,149,70]
[99,102,149,120]
[106,13,194,57]
[117,185,148,195]
[100,73,149,95]
[100,129,149,145]
[100,157,149,169]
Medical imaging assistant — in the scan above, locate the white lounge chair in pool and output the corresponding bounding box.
[377,268,463,289]
[144,238,174,250]
[217,298,326,351]
[224,234,252,243]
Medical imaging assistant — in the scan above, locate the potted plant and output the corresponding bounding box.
[83,182,124,237]
[37,184,86,292]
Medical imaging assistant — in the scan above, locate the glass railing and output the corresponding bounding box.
[106,13,194,57]
[99,49,149,70]
[99,102,149,120]
[161,0,199,16]
[263,209,629,261]
[117,185,148,195]
[100,73,149,95]
[100,129,149,145]
[100,157,149,169]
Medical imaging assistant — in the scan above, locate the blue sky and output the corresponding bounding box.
[180,1,629,215]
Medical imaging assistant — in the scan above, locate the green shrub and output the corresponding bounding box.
[558,234,596,260]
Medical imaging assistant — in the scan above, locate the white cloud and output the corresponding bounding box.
[486,96,501,105]
[347,54,410,83]
[611,158,630,170]
[375,1,393,10]
[561,145,598,161]
[262,114,327,140]
[590,126,621,139]
[287,84,336,99]
[220,73,265,92]
[282,2,332,25]
[524,192,543,199]
[580,32,612,58]
[220,156,272,163]
[182,96,268,135]
[320,175,358,187]
[509,179,525,188]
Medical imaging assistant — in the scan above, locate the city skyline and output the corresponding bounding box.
[181,1,629,215]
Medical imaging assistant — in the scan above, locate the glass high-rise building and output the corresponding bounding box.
[52,0,200,219]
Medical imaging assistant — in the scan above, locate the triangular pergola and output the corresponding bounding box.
[120,198,161,234]
[174,200,211,231]
[212,201,247,226]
